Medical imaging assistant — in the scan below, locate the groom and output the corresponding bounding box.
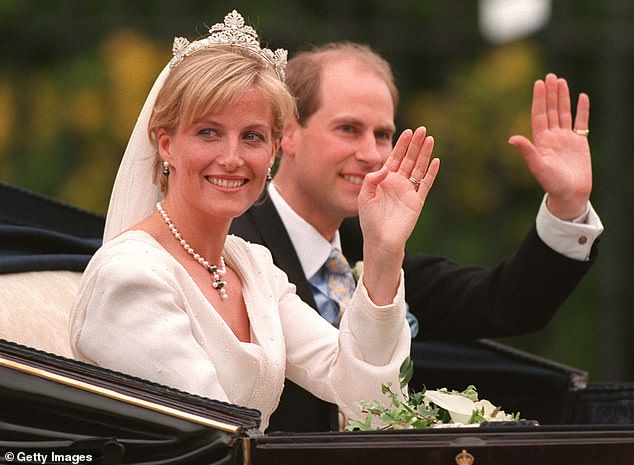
[230,42,603,432]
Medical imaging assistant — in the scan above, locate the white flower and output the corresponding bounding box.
[424,389,476,425]
[351,261,363,283]
[424,389,514,426]
[474,399,513,422]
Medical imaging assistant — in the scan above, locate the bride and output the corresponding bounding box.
[69,10,439,431]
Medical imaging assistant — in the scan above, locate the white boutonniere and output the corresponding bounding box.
[351,261,363,283]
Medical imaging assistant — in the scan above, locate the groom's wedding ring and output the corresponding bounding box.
[574,128,589,136]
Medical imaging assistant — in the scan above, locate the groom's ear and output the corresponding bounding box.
[280,119,300,158]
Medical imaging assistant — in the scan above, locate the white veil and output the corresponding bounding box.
[102,64,170,241]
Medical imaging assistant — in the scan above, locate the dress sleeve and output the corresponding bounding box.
[276,265,411,421]
[69,250,230,402]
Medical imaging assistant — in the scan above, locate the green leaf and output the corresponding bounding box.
[346,413,374,431]
[468,407,487,424]
[399,356,414,389]
[408,389,426,406]
[460,385,479,402]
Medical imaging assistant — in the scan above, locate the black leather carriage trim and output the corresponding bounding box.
[0,339,261,433]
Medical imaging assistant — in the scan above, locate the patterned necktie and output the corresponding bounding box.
[325,248,356,327]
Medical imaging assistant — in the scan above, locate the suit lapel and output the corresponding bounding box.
[340,217,364,264]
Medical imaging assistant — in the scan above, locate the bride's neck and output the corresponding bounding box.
[156,202,229,264]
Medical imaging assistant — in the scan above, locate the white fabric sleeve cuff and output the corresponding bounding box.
[535,194,604,261]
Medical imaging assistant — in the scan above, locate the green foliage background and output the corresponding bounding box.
[0,0,632,381]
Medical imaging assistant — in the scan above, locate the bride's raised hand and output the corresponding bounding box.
[358,126,440,305]
[358,126,440,254]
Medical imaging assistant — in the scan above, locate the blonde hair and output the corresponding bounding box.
[149,46,296,192]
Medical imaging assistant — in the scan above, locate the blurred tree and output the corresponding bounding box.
[404,41,542,263]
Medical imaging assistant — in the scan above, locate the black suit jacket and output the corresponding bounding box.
[230,193,598,431]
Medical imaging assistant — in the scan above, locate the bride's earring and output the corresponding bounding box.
[162,161,170,176]
[266,167,272,181]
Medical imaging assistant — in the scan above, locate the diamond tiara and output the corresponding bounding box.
[169,10,287,82]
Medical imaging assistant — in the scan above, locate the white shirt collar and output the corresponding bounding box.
[267,182,341,279]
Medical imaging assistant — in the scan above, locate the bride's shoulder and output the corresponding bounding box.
[225,234,273,262]
[87,230,171,275]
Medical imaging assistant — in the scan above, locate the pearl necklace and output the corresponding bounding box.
[157,202,228,300]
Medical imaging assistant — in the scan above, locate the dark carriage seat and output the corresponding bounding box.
[0,182,102,357]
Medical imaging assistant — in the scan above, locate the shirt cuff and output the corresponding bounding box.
[536,194,604,261]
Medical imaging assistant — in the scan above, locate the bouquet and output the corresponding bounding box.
[346,357,523,431]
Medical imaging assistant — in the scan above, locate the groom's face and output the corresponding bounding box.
[282,59,396,225]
